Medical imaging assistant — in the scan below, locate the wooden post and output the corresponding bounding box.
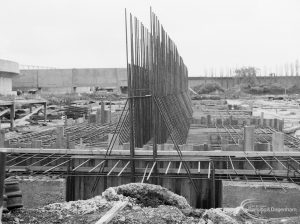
[100,101,105,124]
[95,201,128,224]
[0,131,7,221]
[10,103,15,128]
[66,133,75,201]
[109,101,112,124]
[44,102,47,123]
[209,161,216,208]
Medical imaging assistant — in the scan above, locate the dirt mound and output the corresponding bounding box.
[3,183,300,223]
[104,183,191,209]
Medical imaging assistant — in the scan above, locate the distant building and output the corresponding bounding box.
[0,59,19,95]
[13,68,127,94]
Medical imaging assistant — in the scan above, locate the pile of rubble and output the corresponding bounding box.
[2,183,300,224]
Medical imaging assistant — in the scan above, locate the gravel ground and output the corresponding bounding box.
[2,183,300,224]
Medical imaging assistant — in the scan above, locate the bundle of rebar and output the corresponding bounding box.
[125,9,192,148]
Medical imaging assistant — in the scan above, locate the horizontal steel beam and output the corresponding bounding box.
[2,148,300,158]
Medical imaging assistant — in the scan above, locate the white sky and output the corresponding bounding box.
[0,0,299,76]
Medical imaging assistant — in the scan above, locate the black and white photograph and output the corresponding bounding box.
[0,0,300,223]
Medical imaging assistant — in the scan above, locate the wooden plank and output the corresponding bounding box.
[95,201,128,224]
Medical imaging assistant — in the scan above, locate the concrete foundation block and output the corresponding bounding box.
[122,142,130,150]
[193,144,202,151]
[162,144,174,151]
[216,118,222,125]
[157,144,163,151]
[255,143,271,151]
[272,132,284,152]
[203,144,209,151]
[88,114,96,123]
[222,144,242,151]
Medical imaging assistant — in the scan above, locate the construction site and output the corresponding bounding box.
[1,2,300,224]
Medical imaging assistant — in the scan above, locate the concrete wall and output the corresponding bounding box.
[13,68,127,93]
[72,68,127,89]
[0,59,19,95]
[13,66,300,93]
[19,177,66,208]
[188,76,300,89]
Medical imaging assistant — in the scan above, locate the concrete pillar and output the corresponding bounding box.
[244,126,255,151]
[263,118,267,127]
[96,108,101,123]
[56,127,65,148]
[100,102,105,124]
[246,119,251,125]
[104,110,111,123]
[269,119,274,128]
[278,119,284,131]
[200,117,206,125]
[249,102,253,115]
[274,118,278,130]
[207,115,212,126]
[260,112,264,126]
[44,102,47,123]
[272,132,284,152]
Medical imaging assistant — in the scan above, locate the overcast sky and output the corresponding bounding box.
[0,0,299,76]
